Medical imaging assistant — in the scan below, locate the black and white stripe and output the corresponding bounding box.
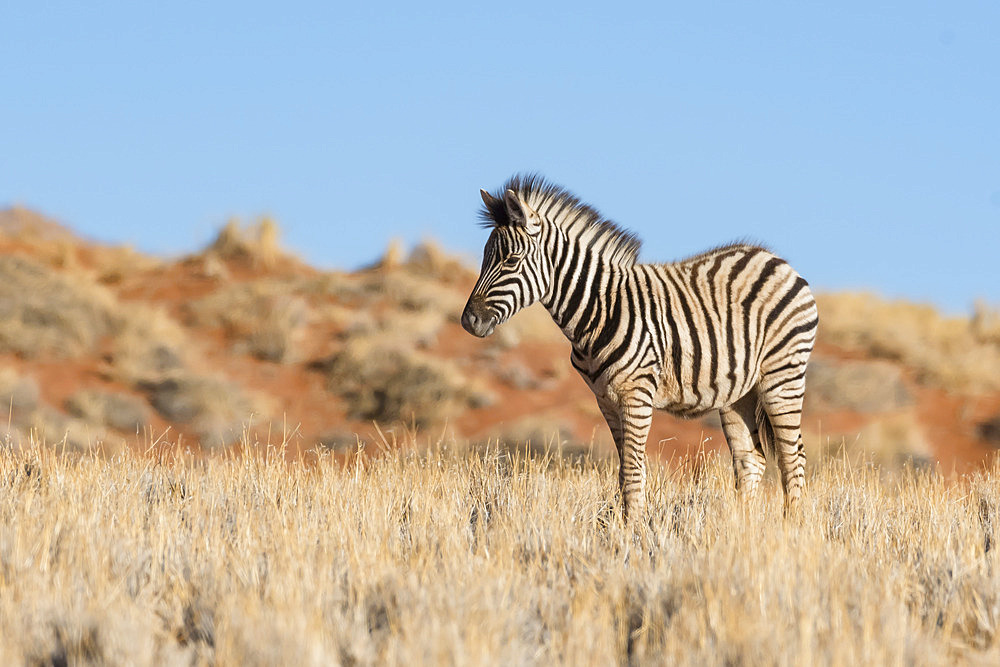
[462,175,818,519]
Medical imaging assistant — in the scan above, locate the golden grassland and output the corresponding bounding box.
[2,438,1000,666]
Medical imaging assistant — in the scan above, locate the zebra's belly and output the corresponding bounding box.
[650,370,744,418]
[651,389,716,419]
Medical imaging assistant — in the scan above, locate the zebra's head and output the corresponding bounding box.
[462,188,550,338]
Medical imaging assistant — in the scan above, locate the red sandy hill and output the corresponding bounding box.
[1,207,998,472]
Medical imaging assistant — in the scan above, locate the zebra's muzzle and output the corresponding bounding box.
[461,303,497,338]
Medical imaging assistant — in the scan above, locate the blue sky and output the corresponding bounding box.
[2,1,998,312]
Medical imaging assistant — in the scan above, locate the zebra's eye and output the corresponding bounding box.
[502,255,521,268]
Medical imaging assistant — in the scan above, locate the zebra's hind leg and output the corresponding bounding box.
[719,392,767,500]
[758,371,807,513]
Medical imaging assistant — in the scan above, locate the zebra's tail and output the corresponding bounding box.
[754,399,776,460]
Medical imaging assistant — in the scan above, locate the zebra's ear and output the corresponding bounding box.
[504,189,541,235]
[480,189,498,208]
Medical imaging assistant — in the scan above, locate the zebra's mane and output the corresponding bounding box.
[479,174,642,268]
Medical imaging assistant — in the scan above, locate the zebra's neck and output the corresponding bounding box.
[539,230,629,346]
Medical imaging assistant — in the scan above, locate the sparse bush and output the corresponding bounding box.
[805,357,912,413]
[108,304,188,385]
[816,292,1000,393]
[0,368,118,452]
[371,270,466,318]
[297,272,367,304]
[65,389,151,432]
[323,339,477,428]
[0,256,118,358]
[142,376,265,448]
[0,206,74,241]
[980,414,1000,446]
[973,300,1000,345]
[401,239,477,285]
[496,359,542,390]
[0,367,40,422]
[205,216,284,268]
[187,280,310,362]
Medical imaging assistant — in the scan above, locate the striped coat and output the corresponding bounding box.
[462,176,818,519]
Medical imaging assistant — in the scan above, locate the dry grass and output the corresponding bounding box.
[1,438,1000,665]
[806,411,935,472]
[816,293,1000,393]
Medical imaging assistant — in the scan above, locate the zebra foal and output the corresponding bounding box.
[461,175,818,519]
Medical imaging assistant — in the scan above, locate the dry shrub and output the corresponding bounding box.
[373,270,466,319]
[206,216,283,268]
[187,280,310,362]
[0,208,84,272]
[0,368,117,452]
[401,239,477,285]
[979,414,1000,446]
[65,389,151,432]
[141,376,266,448]
[973,300,1000,345]
[496,359,542,390]
[90,245,163,285]
[1,208,163,286]
[0,367,40,423]
[295,267,466,348]
[367,239,476,284]
[323,338,487,428]
[333,244,469,317]
[0,206,75,241]
[0,255,118,358]
[309,266,466,348]
[108,304,189,385]
[805,357,912,413]
[375,310,451,349]
[297,271,367,304]
[816,292,1000,393]
[0,257,191,389]
[370,238,406,270]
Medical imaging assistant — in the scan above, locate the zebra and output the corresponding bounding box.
[461,175,818,519]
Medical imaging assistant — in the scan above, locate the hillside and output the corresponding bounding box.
[1,207,999,471]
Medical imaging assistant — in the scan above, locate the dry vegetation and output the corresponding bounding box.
[2,440,1000,665]
[0,255,119,359]
[816,293,1000,393]
[322,338,490,429]
[186,280,311,363]
[4,210,1000,664]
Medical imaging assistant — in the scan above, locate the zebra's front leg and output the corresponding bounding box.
[598,390,653,522]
